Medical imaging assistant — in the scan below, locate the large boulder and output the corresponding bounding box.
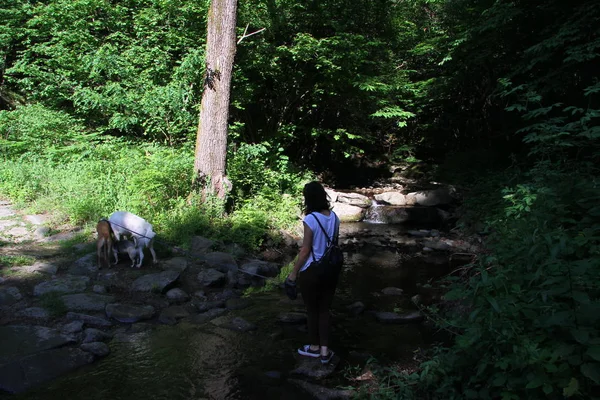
[200,252,238,273]
[374,192,407,206]
[0,287,22,306]
[0,325,75,365]
[336,192,372,208]
[160,257,188,273]
[190,236,215,257]
[33,276,90,297]
[332,203,365,222]
[66,312,112,327]
[408,188,455,207]
[68,253,98,276]
[131,270,180,293]
[197,269,226,287]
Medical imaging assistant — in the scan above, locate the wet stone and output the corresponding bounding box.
[225,297,251,310]
[80,342,110,358]
[381,287,404,296]
[83,328,112,343]
[158,306,190,325]
[15,307,49,320]
[62,321,84,334]
[61,293,115,311]
[93,285,107,294]
[0,287,22,306]
[188,308,227,325]
[194,300,225,313]
[66,312,112,327]
[0,325,76,365]
[105,304,155,323]
[165,288,189,304]
[372,311,424,324]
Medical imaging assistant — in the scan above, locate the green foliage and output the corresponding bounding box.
[0,255,36,269]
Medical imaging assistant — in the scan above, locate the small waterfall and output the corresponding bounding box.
[364,200,387,224]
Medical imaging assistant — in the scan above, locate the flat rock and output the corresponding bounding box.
[240,260,279,277]
[66,312,112,327]
[83,328,112,343]
[93,285,107,294]
[160,257,188,272]
[332,203,365,222]
[24,261,58,275]
[188,308,227,325]
[212,316,257,332]
[158,306,190,325]
[0,325,76,365]
[15,307,49,320]
[0,207,15,217]
[80,342,110,357]
[290,355,340,379]
[131,270,180,293]
[374,192,407,206]
[225,297,251,310]
[346,301,365,316]
[200,252,238,273]
[105,304,155,323]
[61,293,115,311]
[289,379,353,400]
[166,288,189,303]
[372,311,424,324]
[33,276,90,297]
[197,269,226,287]
[336,192,372,208]
[422,239,453,251]
[68,253,98,276]
[33,226,50,240]
[381,287,404,296]
[278,312,307,324]
[409,188,454,207]
[0,347,94,394]
[194,300,225,313]
[61,321,84,334]
[0,286,22,306]
[7,226,29,237]
[24,215,48,225]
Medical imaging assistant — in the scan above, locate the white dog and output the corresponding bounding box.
[108,211,158,268]
[113,239,139,268]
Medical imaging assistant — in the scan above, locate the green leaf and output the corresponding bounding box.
[581,363,600,384]
[485,295,501,312]
[586,346,600,362]
[562,378,579,397]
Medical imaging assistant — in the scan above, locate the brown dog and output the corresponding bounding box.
[96,219,115,269]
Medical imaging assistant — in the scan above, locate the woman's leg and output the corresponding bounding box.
[299,266,320,347]
[317,281,336,352]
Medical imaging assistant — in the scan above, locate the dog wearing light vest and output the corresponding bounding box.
[108,211,158,268]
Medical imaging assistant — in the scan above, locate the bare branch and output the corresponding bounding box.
[237,24,266,44]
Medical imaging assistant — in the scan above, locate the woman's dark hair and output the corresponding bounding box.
[303,181,331,214]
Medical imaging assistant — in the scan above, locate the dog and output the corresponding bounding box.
[96,219,116,269]
[108,211,158,268]
[113,239,139,268]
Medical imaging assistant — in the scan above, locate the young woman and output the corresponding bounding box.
[287,181,341,364]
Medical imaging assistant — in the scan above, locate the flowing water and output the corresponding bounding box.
[7,219,450,400]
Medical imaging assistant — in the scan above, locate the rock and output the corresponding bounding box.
[66,312,112,327]
[83,328,112,343]
[193,290,207,299]
[0,325,76,365]
[61,293,115,311]
[408,188,454,207]
[188,308,227,325]
[0,207,15,217]
[194,300,225,313]
[422,239,453,251]
[197,269,226,287]
[381,287,404,296]
[324,188,338,203]
[290,354,340,379]
[289,379,353,400]
[33,226,50,240]
[24,261,58,275]
[264,371,282,380]
[200,252,238,273]
[372,311,424,324]
[411,295,422,305]
[129,323,153,333]
[336,192,372,208]
[374,192,407,206]
[15,307,49,320]
[96,271,128,290]
[158,306,190,325]
[165,288,189,304]
[0,286,22,306]
[211,288,240,302]
[160,257,188,272]
[33,276,90,297]
[240,260,279,277]
[225,298,251,310]
[0,347,94,394]
[62,321,84,334]
[131,270,180,293]
[278,312,307,324]
[68,253,98,276]
[407,230,431,238]
[190,236,215,256]
[0,277,5,284]
[212,316,257,332]
[93,285,107,294]
[7,226,28,237]
[332,203,366,222]
[346,301,365,316]
[105,304,155,323]
[80,342,110,358]
[25,215,48,225]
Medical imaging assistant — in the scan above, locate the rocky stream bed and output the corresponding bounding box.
[0,184,482,399]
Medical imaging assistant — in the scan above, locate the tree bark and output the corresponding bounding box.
[194,0,238,198]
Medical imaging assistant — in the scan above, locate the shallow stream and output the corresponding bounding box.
[8,222,450,400]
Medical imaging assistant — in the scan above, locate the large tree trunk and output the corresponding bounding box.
[194,0,238,198]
